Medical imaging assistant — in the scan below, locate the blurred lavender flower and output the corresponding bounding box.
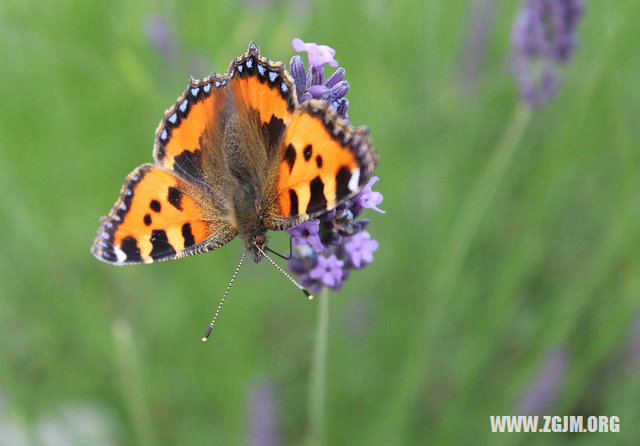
[511,0,585,107]
[460,0,498,94]
[516,347,570,415]
[145,14,208,76]
[145,14,178,61]
[625,313,640,370]
[285,39,382,294]
[343,298,373,341]
[248,380,281,446]
[289,39,350,120]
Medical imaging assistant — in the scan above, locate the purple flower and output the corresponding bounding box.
[292,38,338,69]
[286,220,324,253]
[355,177,385,215]
[309,255,345,290]
[511,0,585,107]
[289,39,350,120]
[625,313,640,370]
[516,347,570,415]
[459,0,498,94]
[248,380,281,446]
[146,14,177,57]
[344,232,379,269]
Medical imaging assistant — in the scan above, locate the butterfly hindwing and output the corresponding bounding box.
[265,100,378,230]
[92,164,237,265]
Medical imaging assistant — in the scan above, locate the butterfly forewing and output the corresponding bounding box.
[227,43,297,161]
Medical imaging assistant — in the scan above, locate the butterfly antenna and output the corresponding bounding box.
[202,250,248,342]
[254,244,314,300]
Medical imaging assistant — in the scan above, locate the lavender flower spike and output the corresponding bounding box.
[292,38,339,69]
[285,39,382,293]
[511,0,585,107]
[516,347,570,415]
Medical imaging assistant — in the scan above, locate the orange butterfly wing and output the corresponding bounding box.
[265,100,378,230]
[92,164,236,265]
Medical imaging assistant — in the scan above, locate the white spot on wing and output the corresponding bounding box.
[281,83,288,92]
[203,84,211,93]
[268,71,278,82]
[215,80,221,87]
[257,65,266,76]
[168,113,177,124]
[180,100,188,113]
[191,87,200,97]
[114,246,127,263]
[246,59,253,68]
[161,129,167,140]
[238,64,243,72]
[348,168,360,192]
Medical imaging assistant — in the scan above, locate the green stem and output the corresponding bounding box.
[306,287,330,446]
[433,103,531,306]
[113,319,155,446]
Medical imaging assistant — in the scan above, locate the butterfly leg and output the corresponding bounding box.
[265,235,293,260]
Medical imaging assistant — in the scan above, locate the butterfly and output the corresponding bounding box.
[91,42,378,267]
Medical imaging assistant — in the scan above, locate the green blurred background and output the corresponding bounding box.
[1,0,640,444]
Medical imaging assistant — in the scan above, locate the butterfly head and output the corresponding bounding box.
[246,232,267,263]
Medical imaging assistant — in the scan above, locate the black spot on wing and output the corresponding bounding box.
[336,166,352,200]
[174,149,205,182]
[150,200,161,212]
[168,186,183,211]
[143,214,152,226]
[120,236,142,262]
[303,145,312,161]
[283,144,296,173]
[182,223,195,248]
[261,115,285,160]
[288,189,299,216]
[308,176,327,213]
[150,229,176,260]
[316,155,323,168]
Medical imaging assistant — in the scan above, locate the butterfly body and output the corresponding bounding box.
[92,43,378,266]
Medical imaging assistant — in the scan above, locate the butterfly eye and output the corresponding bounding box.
[254,233,267,248]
